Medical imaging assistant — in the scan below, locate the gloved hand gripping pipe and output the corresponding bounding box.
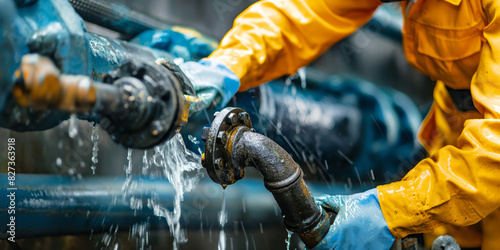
[201,107,334,248]
[12,54,203,149]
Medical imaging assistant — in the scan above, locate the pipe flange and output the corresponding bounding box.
[201,107,253,186]
[100,60,184,149]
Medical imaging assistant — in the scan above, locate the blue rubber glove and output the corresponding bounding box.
[179,59,240,108]
[131,29,217,61]
[313,188,395,250]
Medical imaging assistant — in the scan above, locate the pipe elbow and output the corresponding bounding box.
[232,131,301,190]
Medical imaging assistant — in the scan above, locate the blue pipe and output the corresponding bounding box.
[0,0,181,131]
[0,174,364,239]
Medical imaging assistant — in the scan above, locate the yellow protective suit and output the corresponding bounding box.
[208,0,500,248]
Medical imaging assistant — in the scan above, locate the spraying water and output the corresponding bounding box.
[90,122,99,175]
[297,67,306,89]
[68,114,78,138]
[218,189,227,250]
[130,221,150,250]
[118,133,203,250]
[149,132,203,250]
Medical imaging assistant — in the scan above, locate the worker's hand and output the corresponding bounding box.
[179,59,240,108]
[131,28,218,61]
[313,188,395,250]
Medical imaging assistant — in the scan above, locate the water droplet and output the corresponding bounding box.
[68,114,78,138]
[297,67,306,89]
[123,132,203,250]
[218,189,227,250]
[188,134,200,145]
[91,122,99,175]
[56,157,62,166]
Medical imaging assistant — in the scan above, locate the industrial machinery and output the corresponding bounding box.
[0,0,215,149]
[12,53,201,149]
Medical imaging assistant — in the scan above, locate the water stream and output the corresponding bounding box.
[218,189,227,250]
[150,132,203,249]
[297,67,306,89]
[68,114,78,138]
[90,122,99,175]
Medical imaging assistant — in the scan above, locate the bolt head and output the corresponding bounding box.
[201,127,209,142]
[217,131,226,143]
[238,112,250,124]
[214,158,222,170]
[227,113,238,125]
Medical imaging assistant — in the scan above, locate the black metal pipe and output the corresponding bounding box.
[201,108,333,248]
[2,174,328,239]
[231,131,332,248]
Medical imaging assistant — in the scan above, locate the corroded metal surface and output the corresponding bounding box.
[97,60,185,149]
[201,107,252,185]
[202,107,333,248]
[11,53,188,149]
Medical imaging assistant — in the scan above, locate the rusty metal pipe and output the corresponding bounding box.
[231,131,332,247]
[201,108,333,248]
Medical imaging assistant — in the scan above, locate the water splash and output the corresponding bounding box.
[240,221,249,250]
[188,134,203,156]
[68,114,78,138]
[297,67,306,89]
[122,148,136,199]
[130,221,150,250]
[149,132,203,250]
[90,122,99,175]
[126,149,133,175]
[142,151,149,175]
[117,132,202,250]
[218,189,227,250]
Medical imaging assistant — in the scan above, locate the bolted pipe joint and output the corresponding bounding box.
[12,54,190,149]
[201,107,334,248]
[95,60,188,149]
